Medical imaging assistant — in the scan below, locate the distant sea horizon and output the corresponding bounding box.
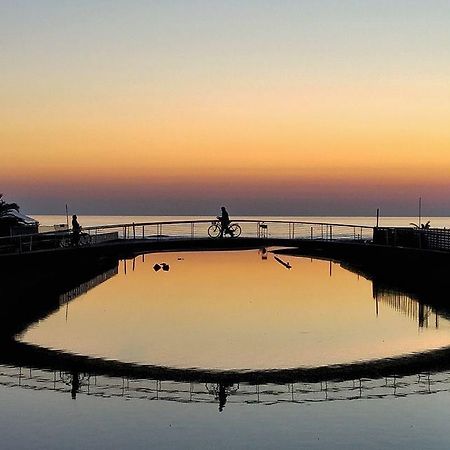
[33,214,450,229]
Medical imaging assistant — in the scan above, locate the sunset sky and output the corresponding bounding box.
[2,1,450,215]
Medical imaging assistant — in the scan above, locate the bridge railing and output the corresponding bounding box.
[373,227,450,252]
[0,219,373,255]
[79,219,373,242]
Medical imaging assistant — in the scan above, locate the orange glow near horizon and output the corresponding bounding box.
[3,82,450,188]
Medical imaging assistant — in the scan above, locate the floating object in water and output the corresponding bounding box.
[154,263,170,272]
[273,256,292,269]
[259,247,268,260]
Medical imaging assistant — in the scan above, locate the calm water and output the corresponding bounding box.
[20,250,450,369]
[3,223,450,449]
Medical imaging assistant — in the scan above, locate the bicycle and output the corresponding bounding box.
[207,221,242,238]
[59,231,92,248]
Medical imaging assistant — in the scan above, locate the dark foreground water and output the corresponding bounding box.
[3,248,450,449]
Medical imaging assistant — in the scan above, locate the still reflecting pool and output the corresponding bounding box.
[20,250,450,370]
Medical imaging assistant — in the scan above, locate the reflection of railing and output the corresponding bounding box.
[1,365,448,406]
[0,219,374,255]
[374,288,437,328]
[59,267,119,305]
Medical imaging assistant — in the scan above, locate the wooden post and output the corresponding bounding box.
[376,208,380,228]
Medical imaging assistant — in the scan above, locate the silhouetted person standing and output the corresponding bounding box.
[71,214,81,246]
[71,371,80,399]
[218,206,231,238]
[218,383,227,412]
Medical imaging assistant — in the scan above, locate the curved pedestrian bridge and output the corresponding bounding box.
[0,218,373,258]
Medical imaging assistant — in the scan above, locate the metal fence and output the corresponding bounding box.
[0,219,374,255]
[7,220,450,256]
[373,227,450,251]
[77,219,374,242]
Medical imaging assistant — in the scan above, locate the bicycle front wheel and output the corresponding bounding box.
[228,224,241,238]
[208,224,221,238]
[59,237,70,248]
[79,233,92,246]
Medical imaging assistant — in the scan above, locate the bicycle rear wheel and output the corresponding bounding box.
[208,223,221,238]
[228,224,241,237]
[59,237,71,248]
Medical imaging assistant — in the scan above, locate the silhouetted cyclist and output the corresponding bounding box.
[218,206,231,238]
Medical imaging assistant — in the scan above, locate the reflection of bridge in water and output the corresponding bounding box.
[58,267,118,305]
[374,288,438,329]
[2,364,450,409]
[4,245,450,410]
